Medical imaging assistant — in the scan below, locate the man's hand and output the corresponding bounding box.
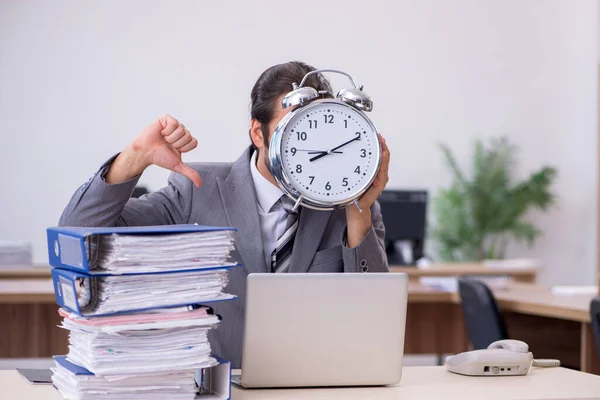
[105,115,202,187]
[346,134,390,248]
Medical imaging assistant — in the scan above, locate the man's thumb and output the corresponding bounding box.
[173,163,202,188]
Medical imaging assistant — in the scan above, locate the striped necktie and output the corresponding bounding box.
[271,197,299,273]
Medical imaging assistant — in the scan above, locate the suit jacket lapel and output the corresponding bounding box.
[288,207,332,273]
[217,147,268,274]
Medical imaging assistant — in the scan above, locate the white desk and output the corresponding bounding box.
[5,367,600,400]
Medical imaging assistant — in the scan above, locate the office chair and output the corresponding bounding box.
[591,297,600,360]
[457,278,509,349]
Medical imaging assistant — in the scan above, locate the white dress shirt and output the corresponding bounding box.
[249,151,291,269]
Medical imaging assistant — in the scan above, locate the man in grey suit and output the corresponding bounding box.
[59,61,390,368]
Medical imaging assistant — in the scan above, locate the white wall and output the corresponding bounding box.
[0,0,596,284]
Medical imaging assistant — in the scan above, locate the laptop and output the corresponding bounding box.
[232,272,408,388]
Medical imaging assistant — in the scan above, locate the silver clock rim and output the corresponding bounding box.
[268,99,382,211]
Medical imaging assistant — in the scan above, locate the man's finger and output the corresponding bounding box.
[158,114,177,128]
[159,115,179,136]
[173,163,202,188]
[381,139,390,169]
[164,126,186,144]
[179,138,198,153]
[172,133,193,149]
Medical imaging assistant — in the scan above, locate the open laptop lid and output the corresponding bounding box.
[239,273,408,388]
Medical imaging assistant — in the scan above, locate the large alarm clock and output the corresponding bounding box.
[268,69,381,212]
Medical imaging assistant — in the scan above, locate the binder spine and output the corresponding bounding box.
[52,269,81,315]
[47,229,90,272]
[196,357,232,399]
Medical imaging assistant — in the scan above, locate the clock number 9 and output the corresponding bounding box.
[291,147,297,156]
[297,132,307,141]
[325,182,331,191]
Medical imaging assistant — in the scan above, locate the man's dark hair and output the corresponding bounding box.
[249,61,333,153]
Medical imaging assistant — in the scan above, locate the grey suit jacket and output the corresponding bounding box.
[59,146,389,368]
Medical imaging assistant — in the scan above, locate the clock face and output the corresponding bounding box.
[276,100,380,206]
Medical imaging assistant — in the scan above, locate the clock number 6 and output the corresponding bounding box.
[325,182,331,191]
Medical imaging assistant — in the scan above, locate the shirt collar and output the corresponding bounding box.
[250,151,284,213]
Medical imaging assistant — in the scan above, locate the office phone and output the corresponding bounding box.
[445,339,560,376]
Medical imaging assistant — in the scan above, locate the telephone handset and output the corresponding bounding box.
[445,339,560,376]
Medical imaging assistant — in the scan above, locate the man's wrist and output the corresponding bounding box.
[345,206,372,248]
[105,145,149,184]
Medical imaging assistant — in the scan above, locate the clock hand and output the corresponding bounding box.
[309,136,361,162]
[294,149,343,155]
[307,151,343,155]
[294,149,326,152]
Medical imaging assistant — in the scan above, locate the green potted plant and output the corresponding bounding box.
[431,137,557,262]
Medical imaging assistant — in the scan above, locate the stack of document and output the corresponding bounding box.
[52,356,199,400]
[59,306,220,374]
[90,231,237,273]
[0,240,32,266]
[53,307,219,399]
[74,269,234,315]
[47,225,238,399]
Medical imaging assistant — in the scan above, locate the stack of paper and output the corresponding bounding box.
[48,225,238,399]
[420,276,510,293]
[0,240,32,266]
[89,231,236,273]
[75,269,234,315]
[52,356,198,400]
[59,307,220,374]
[551,285,598,295]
